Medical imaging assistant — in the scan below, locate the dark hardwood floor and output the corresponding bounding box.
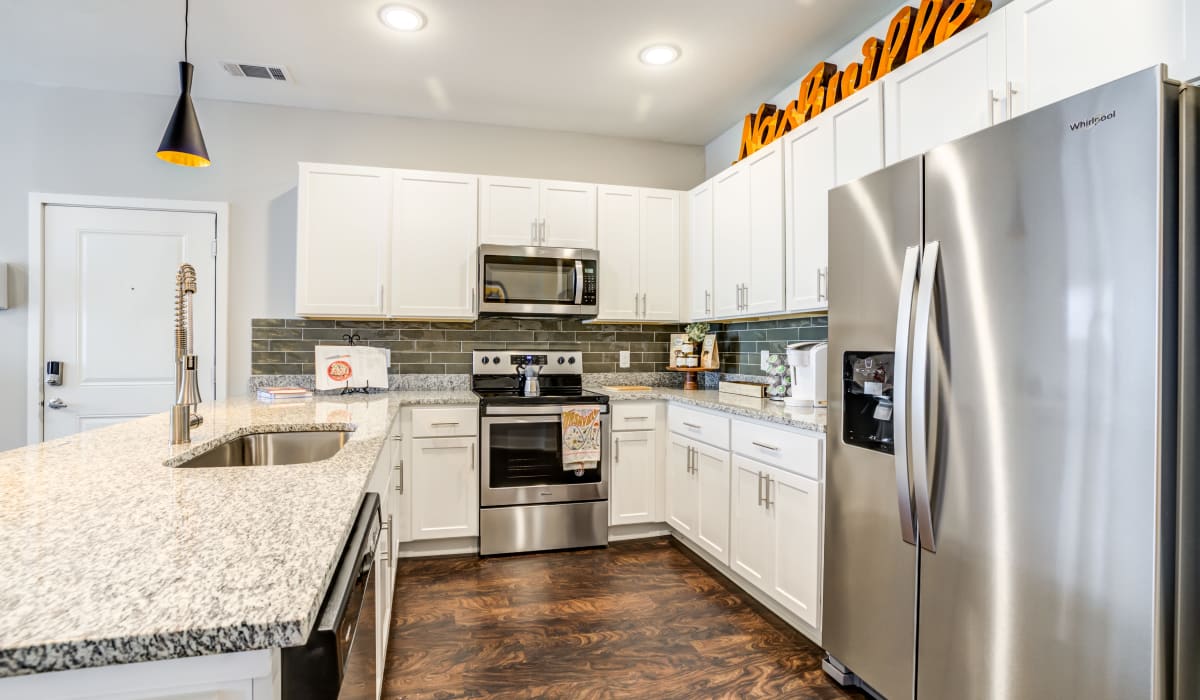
[382,537,866,699]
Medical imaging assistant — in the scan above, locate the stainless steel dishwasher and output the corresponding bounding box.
[282,493,380,699]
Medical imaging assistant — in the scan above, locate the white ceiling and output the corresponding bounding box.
[0,0,899,145]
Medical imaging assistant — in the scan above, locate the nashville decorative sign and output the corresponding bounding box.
[735,0,991,163]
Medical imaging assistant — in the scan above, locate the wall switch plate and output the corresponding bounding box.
[760,350,770,371]
[619,350,631,368]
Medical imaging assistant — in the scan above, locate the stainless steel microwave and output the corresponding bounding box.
[478,245,598,317]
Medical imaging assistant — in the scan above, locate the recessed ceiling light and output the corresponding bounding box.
[379,5,426,31]
[639,44,681,66]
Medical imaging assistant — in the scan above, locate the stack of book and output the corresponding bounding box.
[256,386,313,402]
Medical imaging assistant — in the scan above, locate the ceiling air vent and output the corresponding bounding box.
[220,61,291,82]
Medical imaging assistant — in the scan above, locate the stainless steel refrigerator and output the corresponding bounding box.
[823,65,1198,700]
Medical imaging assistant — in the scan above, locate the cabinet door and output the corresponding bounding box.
[480,176,540,245]
[666,435,698,537]
[746,142,786,315]
[392,433,410,544]
[540,180,597,248]
[411,437,478,539]
[884,15,1006,164]
[784,119,833,313]
[730,455,774,592]
[712,163,750,317]
[610,430,657,525]
[695,441,732,565]
[296,163,391,316]
[769,466,822,628]
[597,186,641,320]
[1005,0,1195,117]
[688,181,715,320]
[391,170,478,319]
[639,189,681,321]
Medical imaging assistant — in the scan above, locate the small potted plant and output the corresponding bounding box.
[683,322,710,367]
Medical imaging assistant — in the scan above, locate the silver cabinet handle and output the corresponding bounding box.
[817,268,827,302]
[1006,80,1019,119]
[757,471,766,507]
[615,437,621,462]
[634,293,639,317]
[892,245,920,547]
[623,416,649,421]
[392,434,403,441]
[743,283,749,310]
[765,476,775,509]
[685,446,693,473]
[539,218,546,244]
[430,421,460,426]
[47,398,68,409]
[682,422,701,430]
[395,461,404,494]
[378,284,384,311]
[751,441,780,452]
[704,289,711,316]
[642,293,647,318]
[912,241,941,552]
[380,516,392,563]
[471,449,476,472]
[531,220,537,244]
[988,88,999,126]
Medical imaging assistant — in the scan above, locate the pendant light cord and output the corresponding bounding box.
[184,0,189,63]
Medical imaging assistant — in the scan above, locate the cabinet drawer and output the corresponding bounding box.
[612,402,659,431]
[732,419,821,480]
[411,407,478,438]
[668,406,729,450]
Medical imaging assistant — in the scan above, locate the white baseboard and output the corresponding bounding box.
[667,525,822,646]
[608,522,670,541]
[396,537,479,557]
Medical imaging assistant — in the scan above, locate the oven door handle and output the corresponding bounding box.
[574,260,584,305]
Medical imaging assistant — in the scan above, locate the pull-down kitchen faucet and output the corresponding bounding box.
[170,263,203,444]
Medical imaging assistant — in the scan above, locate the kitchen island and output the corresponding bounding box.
[0,392,475,696]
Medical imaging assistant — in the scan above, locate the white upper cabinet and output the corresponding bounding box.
[884,14,1007,164]
[744,143,786,315]
[597,186,641,320]
[785,82,884,313]
[480,176,597,248]
[296,163,392,316]
[639,189,681,321]
[479,176,541,246]
[596,186,681,322]
[687,180,714,321]
[713,160,751,317]
[1005,0,1199,117]
[390,170,478,319]
[540,180,598,248]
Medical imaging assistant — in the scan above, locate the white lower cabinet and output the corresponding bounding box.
[610,427,657,525]
[666,430,731,566]
[731,455,774,591]
[411,435,478,539]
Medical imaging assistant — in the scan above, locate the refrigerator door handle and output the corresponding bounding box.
[893,245,921,546]
[912,240,941,552]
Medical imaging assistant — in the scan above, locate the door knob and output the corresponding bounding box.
[47,398,67,409]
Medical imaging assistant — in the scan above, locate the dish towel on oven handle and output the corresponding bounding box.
[561,406,601,471]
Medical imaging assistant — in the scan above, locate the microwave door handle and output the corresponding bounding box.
[574,260,584,305]
[893,245,920,547]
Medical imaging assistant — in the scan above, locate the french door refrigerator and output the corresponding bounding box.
[823,65,1198,700]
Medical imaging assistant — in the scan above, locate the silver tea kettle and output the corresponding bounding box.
[520,363,543,397]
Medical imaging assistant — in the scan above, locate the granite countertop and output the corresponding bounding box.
[592,387,827,433]
[0,391,477,678]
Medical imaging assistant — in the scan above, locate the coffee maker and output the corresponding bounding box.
[784,342,828,407]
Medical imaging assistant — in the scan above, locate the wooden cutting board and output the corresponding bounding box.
[603,385,653,391]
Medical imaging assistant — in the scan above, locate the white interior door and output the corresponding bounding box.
[42,205,217,441]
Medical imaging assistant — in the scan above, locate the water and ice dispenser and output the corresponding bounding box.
[842,352,896,453]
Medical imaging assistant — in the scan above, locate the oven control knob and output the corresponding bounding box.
[493,356,502,365]
[557,356,565,365]
[568,356,576,365]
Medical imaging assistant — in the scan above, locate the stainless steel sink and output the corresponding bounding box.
[175,430,352,468]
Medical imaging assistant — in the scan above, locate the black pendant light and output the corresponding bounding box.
[157,0,210,167]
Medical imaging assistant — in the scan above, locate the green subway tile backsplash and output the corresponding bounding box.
[708,316,828,377]
[251,318,685,375]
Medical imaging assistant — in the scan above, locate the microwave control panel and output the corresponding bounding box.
[582,265,597,305]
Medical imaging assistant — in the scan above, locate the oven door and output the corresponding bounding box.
[481,411,609,507]
[478,245,597,317]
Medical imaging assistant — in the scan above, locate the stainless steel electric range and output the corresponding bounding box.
[472,349,609,556]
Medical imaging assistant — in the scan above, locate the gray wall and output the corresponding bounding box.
[0,81,704,450]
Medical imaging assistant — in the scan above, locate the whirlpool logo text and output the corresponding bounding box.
[1069,110,1117,131]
